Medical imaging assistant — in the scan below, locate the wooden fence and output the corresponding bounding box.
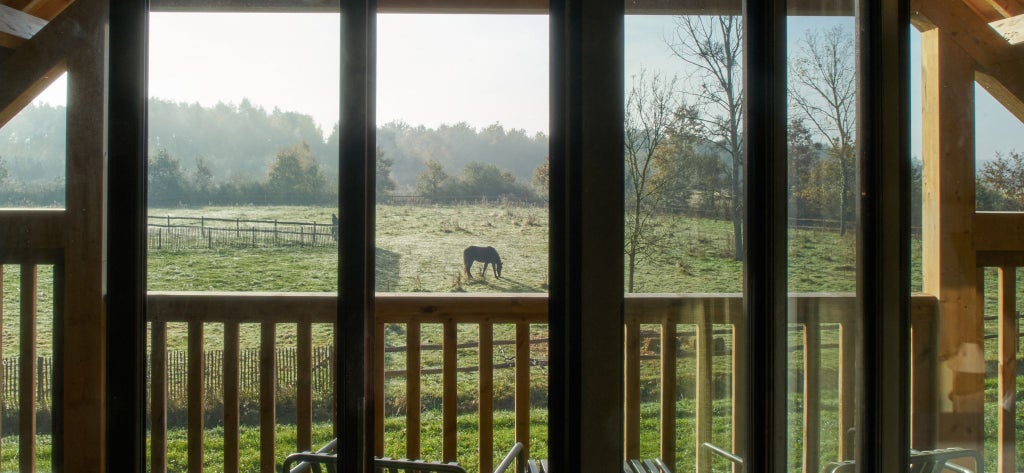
[147,215,337,250]
[0,356,54,411]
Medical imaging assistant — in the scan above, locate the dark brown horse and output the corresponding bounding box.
[464,245,502,279]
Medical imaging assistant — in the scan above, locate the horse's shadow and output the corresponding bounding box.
[470,275,544,293]
[375,247,401,291]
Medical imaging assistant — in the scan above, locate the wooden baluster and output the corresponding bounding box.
[375,321,385,457]
[625,319,640,460]
[153,320,167,473]
[224,322,240,473]
[479,323,494,473]
[839,320,855,459]
[188,321,204,473]
[730,297,746,473]
[297,321,312,452]
[407,322,422,459]
[998,267,1017,473]
[260,323,276,473]
[443,320,458,462]
[911,297,939,450]
[20,264,37,473]
[803,305,821,473]
[661,320,677,471]
[695,301,712,473]
[515,322,530,462]
[0,265,4,463]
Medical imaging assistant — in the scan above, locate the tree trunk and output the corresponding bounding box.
[732,158,744,261]
[627,252,636,293]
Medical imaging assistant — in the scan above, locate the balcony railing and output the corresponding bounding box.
[143,292,941,473]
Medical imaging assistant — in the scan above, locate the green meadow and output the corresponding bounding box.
[3,204,1023,472]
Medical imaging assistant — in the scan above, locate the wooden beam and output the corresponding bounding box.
[974,212,1024,251]
[0,4,45,40]
[913,0,1024,123]
[22,0,73,21]
[150,0,853,14]
[920,28,985,451]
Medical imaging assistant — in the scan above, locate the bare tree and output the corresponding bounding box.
[666,15,744,260]
[790,25,856,235]
[625,69,680,292]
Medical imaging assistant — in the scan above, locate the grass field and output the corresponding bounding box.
[2,203,1024,473]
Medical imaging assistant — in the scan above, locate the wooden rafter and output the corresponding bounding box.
[990,14,1024,44]
[964,0,1024,20]
[0,0,101,127]
[0,4,45,40]
[913,0,1024,123]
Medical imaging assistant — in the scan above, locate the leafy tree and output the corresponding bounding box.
[533,156,550,198]
[790,25,857,235]
[376,147,396,200]
[267,142,327,204]
[193,156,214,196]
[416,159,452,199]
[0,156,9,184]
[666,15,745,260]
[625,69,681,292]
[788,118,824,218]
[149,148,189,206]
[979,150,1024,210]
[459,162,534,200]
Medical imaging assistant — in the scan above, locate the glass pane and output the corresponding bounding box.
[0,76,66,208]
[145,9,341,472]
[786,11,858,472]
[625,10,745,472]
[375,13,550,472]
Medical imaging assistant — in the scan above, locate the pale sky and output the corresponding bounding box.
[30,12,1024,163]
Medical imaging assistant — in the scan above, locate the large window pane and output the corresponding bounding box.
[625,11,745,472]
[145,10,341,472]
[786,12,859,473]
[376,13,549,472]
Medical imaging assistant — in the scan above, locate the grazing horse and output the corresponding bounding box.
[331,213,339,242]
[464,245,502,279]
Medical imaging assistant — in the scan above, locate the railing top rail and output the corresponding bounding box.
[147,291,939,326]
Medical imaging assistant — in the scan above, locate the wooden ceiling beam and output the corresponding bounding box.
[0,3,45,40]
[150,0,853,15]
[23,0,72,21]
[989,14,1024,44]
[913,0,1024,123]
[0,0,101,128]
[966,0,1024,19]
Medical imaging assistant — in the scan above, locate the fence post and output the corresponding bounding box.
[274,220,278,246]
[252,227,257,248]
[158,228,162,250]
[208,232,212,250]
[236,218,240,238]
[312,222,318,247]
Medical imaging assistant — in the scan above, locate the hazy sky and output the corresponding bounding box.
[31,12,1024,163]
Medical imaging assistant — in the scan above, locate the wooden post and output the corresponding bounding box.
[374,322,385,457]
[921,28,983,451]
[63,0,108,469]
[803,306,821,473]
[998,267,1016,473]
